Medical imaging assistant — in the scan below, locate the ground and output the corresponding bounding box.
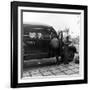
[23,57,79,78]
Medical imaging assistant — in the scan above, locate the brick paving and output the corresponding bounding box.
[23,58,79,78]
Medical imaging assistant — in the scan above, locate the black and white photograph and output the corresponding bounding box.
[11,1,87,88]
[22,9,80,78]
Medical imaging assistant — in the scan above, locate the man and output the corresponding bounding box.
[62,36,77,64]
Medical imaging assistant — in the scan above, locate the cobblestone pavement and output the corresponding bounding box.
[23,58,79,78]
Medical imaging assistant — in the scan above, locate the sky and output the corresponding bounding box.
[23,12,81,38]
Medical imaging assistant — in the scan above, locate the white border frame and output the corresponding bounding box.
[18,6,84,83]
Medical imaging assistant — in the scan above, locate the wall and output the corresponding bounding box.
[0,0,89,90]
